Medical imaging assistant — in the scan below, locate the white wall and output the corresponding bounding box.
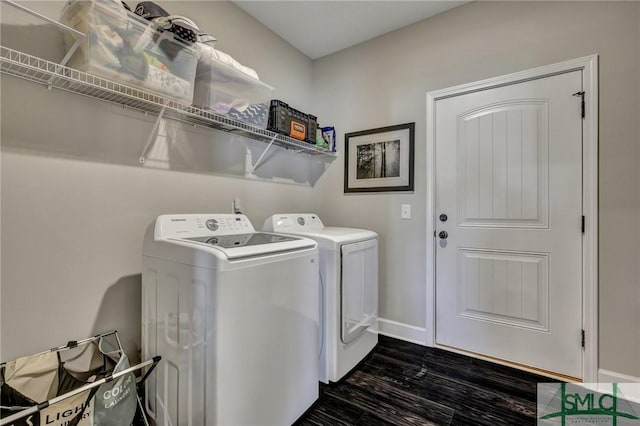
[312,1,640,377]
[0,1,318,362]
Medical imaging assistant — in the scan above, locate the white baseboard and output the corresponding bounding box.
[377,318,427,346]
[598,368,640,384]
[595,369,640,404]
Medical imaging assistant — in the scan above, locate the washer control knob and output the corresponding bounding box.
[297,217,306,226]
[206,219,219,231]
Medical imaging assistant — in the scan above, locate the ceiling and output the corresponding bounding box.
[233,1,470,60]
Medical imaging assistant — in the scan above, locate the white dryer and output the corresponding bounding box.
[142,214,319,426]
[264,213,378,383]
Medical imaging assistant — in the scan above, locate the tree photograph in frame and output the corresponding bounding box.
[344,122,415,193]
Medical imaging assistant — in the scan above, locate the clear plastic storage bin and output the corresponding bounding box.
[193,55,274,129]
[60,0,198,104]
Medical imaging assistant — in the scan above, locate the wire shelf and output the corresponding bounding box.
[0,46,337,158]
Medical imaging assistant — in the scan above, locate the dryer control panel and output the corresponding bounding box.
[155,214,255,239]
[266,214,325,233]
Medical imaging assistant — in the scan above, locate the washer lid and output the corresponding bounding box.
[154,214,316,259]
[170,233,315,259]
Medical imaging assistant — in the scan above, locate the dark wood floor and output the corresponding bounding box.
[297,335,556,425]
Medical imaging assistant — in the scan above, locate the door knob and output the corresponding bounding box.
[439,231,448,239]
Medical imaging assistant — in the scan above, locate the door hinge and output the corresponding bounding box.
[581,329,585,348]
[573,91,585,119]
[581,215,585,233]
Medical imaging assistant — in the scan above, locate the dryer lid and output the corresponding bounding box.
[264,214,377,250]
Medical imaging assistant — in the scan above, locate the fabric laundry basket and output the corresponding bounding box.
[0,332,159,426]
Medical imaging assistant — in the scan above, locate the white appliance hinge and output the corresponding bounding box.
[581,329,585,348]
[573,91,585,119]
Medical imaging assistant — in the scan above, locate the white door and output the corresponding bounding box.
[434,71,583,378]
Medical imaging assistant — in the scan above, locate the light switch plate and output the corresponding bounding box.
[401,204,411,219]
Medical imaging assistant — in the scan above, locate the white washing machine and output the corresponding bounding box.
[264,213,378,383]
[142,214,319,426]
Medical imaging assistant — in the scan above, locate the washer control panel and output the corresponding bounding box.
[157,214,255,238]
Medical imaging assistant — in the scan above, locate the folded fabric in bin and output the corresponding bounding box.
[197,43,260,81]
[227,104,269,127]
[144,60,192,100]
[213,49,259,80]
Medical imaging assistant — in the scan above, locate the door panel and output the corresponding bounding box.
[457,101,548,228]
[458,248,548,331]
[435,70,583,378]
[341,239,378,344]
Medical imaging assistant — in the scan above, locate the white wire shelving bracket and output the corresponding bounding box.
[247,134,277,175]
[0,45,338,161]
[139,105,167,163]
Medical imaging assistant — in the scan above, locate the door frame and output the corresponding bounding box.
[425,55,599,381]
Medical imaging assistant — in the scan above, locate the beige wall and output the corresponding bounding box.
[637,2,640,377]
[2,1,640,378]
[0,1,318,361]
[312,1,640,376]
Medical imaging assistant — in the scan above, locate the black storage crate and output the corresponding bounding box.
[267,100,317,144]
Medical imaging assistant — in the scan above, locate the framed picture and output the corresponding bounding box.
[344,122,415,193]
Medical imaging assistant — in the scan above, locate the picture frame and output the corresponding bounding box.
[344,122,415,193]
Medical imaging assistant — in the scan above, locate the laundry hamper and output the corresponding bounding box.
[0,331,160,426]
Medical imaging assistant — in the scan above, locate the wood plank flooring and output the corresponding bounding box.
[297,335,557,425]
